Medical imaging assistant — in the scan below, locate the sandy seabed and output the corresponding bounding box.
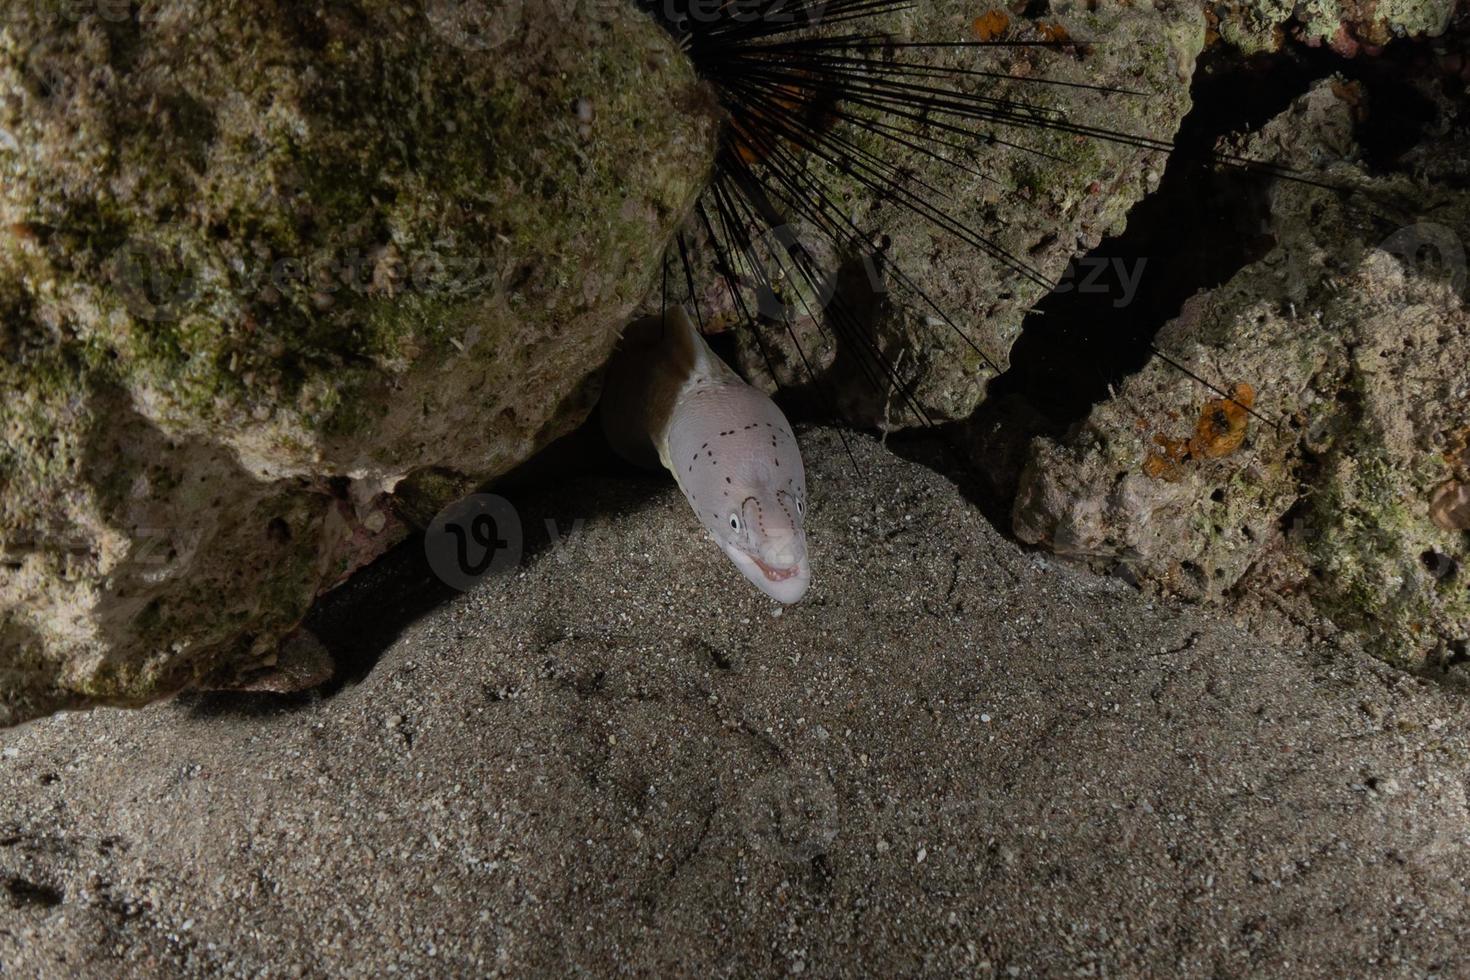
[2,429,1468,977]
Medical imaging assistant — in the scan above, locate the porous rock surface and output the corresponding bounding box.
[678,0,1209,426]
[3,431,1470,975]
[0,1,717,725]
[1013,81,1470,670]
[1211,0,1458,55]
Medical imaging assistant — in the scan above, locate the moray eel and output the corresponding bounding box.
[601,307,810,603]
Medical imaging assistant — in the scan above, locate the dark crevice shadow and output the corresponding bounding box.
[885,422,1017,531]
[177,522,459,719]
[183,412,679,715]
[308,415,671,693]
[990,35,1454,431]
[180,688,323,720]
[888,31,1458,530]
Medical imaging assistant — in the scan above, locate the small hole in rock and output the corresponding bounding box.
[266,517,292,544]
[1421,550,1458,582]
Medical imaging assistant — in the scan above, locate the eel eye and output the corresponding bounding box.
[729,514,741,531]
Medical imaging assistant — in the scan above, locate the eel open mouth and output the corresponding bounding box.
[752,556,802,583]
[722,540,810,604]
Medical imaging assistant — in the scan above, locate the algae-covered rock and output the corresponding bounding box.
[0,0,718,726]
[849,1,1208,427]
[663,0,1206,427]
[1013,81,1470,669]
[1212,0,1456,55]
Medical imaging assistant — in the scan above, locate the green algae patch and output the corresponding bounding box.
[1,1,719,726]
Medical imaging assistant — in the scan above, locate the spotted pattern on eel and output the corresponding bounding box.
[601,307,810,603]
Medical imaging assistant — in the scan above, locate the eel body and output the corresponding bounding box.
[601,307,810,603]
